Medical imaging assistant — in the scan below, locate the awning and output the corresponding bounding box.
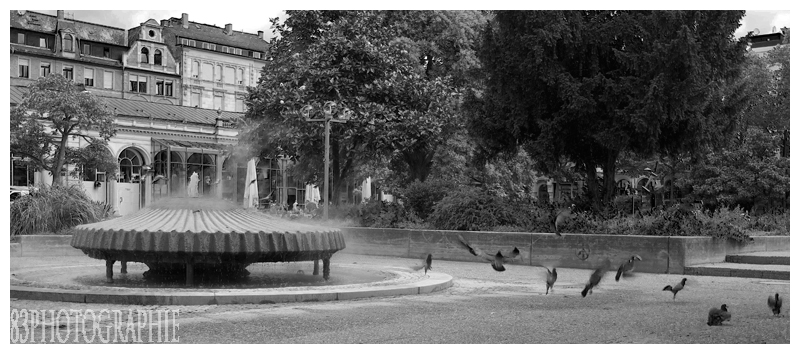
[152,138,232,154]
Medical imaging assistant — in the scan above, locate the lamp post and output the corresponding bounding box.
[277,154,290,208]
[301,101,352,220]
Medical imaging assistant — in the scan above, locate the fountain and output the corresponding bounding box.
[70,197,346,286]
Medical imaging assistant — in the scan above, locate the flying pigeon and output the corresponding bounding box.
[554,204,576,237]
[409,254,433,274]
[768,293,783,316]
[615,255,643,281]
[455,235,520,272]
[581,259,611,297]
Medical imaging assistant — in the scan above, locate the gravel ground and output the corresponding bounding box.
[10,253,790,344]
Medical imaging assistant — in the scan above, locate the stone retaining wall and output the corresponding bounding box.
[12,231,789,275]
[339,228,789,274]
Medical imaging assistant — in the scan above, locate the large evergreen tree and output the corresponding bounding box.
[466,11,750,208]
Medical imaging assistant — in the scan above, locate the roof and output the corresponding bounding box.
[160,17,268,57]
[10,85,243,127]
[152,138,231,153]
[10,11,127,46]
[11,43,124,68]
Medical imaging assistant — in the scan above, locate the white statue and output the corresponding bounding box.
[187,172,200,197]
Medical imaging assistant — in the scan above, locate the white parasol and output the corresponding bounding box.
[243,158,259,208]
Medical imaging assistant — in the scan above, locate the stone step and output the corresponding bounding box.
[725,254,790,265]
[684,262,789,280]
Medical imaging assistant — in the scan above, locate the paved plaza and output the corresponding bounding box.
[10,253,790,343]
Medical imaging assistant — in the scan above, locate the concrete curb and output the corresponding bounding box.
[10,273,454,306]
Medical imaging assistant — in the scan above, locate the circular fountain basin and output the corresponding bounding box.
[71,198,346,284]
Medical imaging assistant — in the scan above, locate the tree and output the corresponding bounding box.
[240,11,485,203]
[11,74,116,186]
[466,11,750,209]
[679,40,791,212]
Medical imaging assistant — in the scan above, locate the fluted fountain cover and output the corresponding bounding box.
[71,198,345,265]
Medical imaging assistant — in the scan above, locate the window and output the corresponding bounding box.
[39,38,47,48]
[191,60,199,78]
[84,68,94,86]
[224,66,234,84]
[237,68,244,85]
[214,94,223,110]
[62,65,73,80]
[18,58,30,78]
[209,44,216,51]
[129,74,147,93]
[40,63,51,77]
[17,33,25,44]
[188,39,196,46]
[140,47,149,64]
[235,96,244,112]
[103,47,110,58]
[103,71,113,89]
[191,91,201,107]
[221,46,228,53]
[201,62,212,81]
[216,65,222,82]
[156,80,174,97]
[63,34,73,52]
[234,48,242,55]
[180,38,195,46]
[253,52,261,59]
[83,44,90,55]
[154,49,162,66]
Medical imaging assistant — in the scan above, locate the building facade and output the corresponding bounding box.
[160,13,268,113]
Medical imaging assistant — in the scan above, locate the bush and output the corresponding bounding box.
[428,188,518,231]
[10,184,104,236]
[400,179,452,220]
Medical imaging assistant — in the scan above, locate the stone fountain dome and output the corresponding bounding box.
[71,197,346,284]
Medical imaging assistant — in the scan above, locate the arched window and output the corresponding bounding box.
[187,153,216,196]
[154,49,162,66]
[153,150,183,197]
[62,34,73,52]
[118,148,143,183]
[140,47,149,64]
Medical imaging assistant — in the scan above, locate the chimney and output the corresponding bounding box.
[257,30,264,39]
[182,13,189,29]
[57,10,64,20]
[225,24,233,35]
[161,19,168,27]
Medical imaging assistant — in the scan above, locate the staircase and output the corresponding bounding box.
[684,251,789,280]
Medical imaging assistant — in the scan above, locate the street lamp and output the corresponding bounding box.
[276,153,291,208]
[302,101,353,220]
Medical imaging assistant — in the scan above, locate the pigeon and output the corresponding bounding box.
[409,254,433,274]
[663,278,687,300]
[768,293,783,316]
[455,235,520,272]
[540,266,557,295]
[707,304,731,326]
[615,255,643,281]
[554,204,576,237]
[581,259,611,297]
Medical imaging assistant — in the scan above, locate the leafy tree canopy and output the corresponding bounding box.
[11,74,116,185]
[240,11,488,202]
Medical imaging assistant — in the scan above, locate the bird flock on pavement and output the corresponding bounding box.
[405,233,785,326]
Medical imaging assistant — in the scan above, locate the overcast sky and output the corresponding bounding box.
[30,8,790,41]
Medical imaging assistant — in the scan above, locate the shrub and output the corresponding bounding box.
[400,179,452,220]
[10,184,102,236]
[428,188,517,231]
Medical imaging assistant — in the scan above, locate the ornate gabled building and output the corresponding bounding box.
[123,19,182,105]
